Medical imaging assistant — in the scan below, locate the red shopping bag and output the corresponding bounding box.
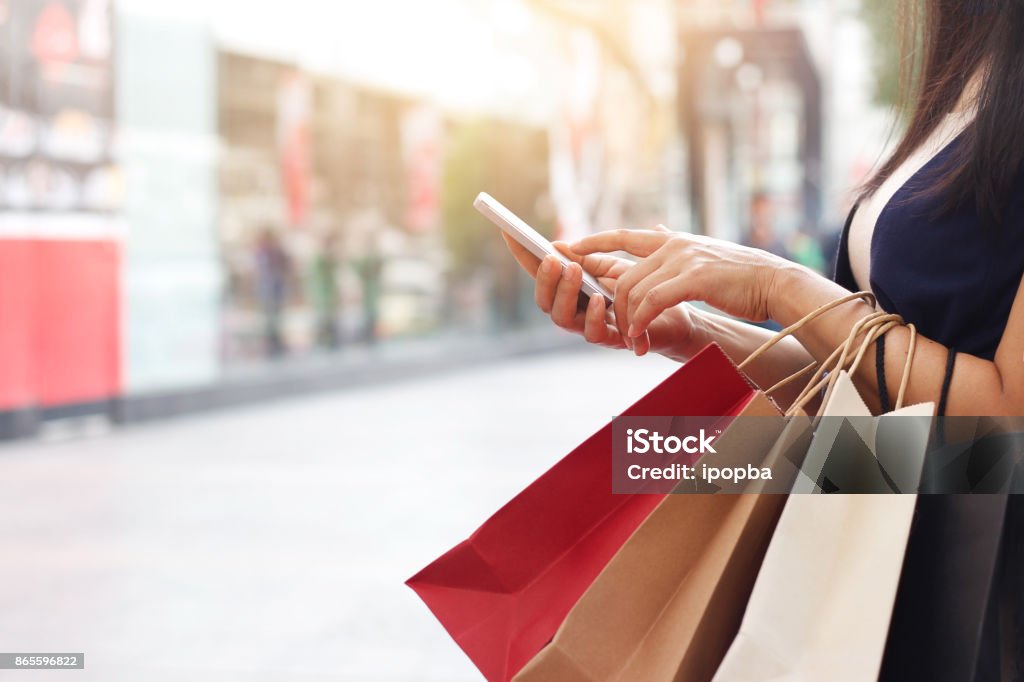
[406,343,758,682]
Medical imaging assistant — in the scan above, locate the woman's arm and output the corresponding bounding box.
[772,267,1024,416]
[571,228,1024,416]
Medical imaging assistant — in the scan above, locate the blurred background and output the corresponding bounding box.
[0,0,900,434]
[0,0,900,679]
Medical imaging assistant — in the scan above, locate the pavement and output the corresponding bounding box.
[0,345,678,681]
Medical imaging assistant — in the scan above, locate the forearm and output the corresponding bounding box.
[680,308,815,407]
[770,266,1022,416]
[569,225,1024,416]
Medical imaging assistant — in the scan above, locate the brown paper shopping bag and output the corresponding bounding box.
[513,392,811,682]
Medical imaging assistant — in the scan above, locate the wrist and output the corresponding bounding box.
[766,262,815,324]
[661,304,710,362]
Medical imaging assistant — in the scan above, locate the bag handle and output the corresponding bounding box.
[787,313,918,417]
[737,291,876,398]
[816,314,903,414]
[786,310,895,413]
[738,291,876,372]
[820,316,917,412]
[896,323,918,410]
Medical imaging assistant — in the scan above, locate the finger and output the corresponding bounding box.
[552,240,583,264]
[633,330,652,357]
[582,293,608,344]
[550,262,584,329]
[612,254,664,347]
[597,276,622,327]
[625,268,678,336]
[554,242,629,279]
[631,275,694,338]
[534,255,561,314]
[569,229,669,258]
[501,233,541,276]
[583,294,626,348]
[582,293,607,343]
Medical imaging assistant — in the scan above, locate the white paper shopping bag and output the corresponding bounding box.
[713,371,934,682]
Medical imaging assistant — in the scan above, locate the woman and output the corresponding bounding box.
[504,0,1022,674]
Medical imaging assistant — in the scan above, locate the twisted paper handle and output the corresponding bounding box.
[738,291,877,398]
[787,312,918,417]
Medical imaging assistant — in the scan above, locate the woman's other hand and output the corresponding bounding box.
[500,231,699,358]
[569,227,798,345]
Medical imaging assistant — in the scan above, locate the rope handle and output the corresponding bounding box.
[895,322,917,410]
[738,291,876,373]
[734,290,920,416]
[813,316,917,413]
[786,312,901,417]
[786,311,895,412]
[786,314,918,417]
[815,315,903,415]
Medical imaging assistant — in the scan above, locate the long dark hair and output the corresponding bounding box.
[861,0,1024,223]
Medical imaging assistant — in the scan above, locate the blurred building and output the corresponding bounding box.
[677,0,820,245]
[0,1,561,438]
[532,0,683,240]
[676,0,892,246]
[0,0,121,436]
[0,0,888,438]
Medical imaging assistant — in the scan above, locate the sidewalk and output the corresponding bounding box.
[0,349,676,681]
[0,326,582,441]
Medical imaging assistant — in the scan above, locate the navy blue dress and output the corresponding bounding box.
[833,134,1024,361]
[829,135,1024,679]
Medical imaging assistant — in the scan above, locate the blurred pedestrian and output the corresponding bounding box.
[308,231,341,349]
[787,227,826,274]
[742,192,790,259]
[254,227,291,357]
[353,234,383,345]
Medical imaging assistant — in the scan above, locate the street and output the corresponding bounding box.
[0,347,677,681]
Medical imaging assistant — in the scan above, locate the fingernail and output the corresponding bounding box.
[540,258,551,274]
[627,324,637,337]
[589,293,600,310]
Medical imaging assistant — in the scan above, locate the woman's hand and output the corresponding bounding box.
[569,228,798,343]
[500,232,700,358]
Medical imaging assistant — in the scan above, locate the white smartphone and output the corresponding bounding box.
[474,192,614,306]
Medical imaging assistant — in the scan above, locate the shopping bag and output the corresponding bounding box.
[880,422,1023,681]
[791,371,934,494]
[406,343,758,682]
[513,392,813,682]
[713,370,935,682]
[510,297,895,682]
